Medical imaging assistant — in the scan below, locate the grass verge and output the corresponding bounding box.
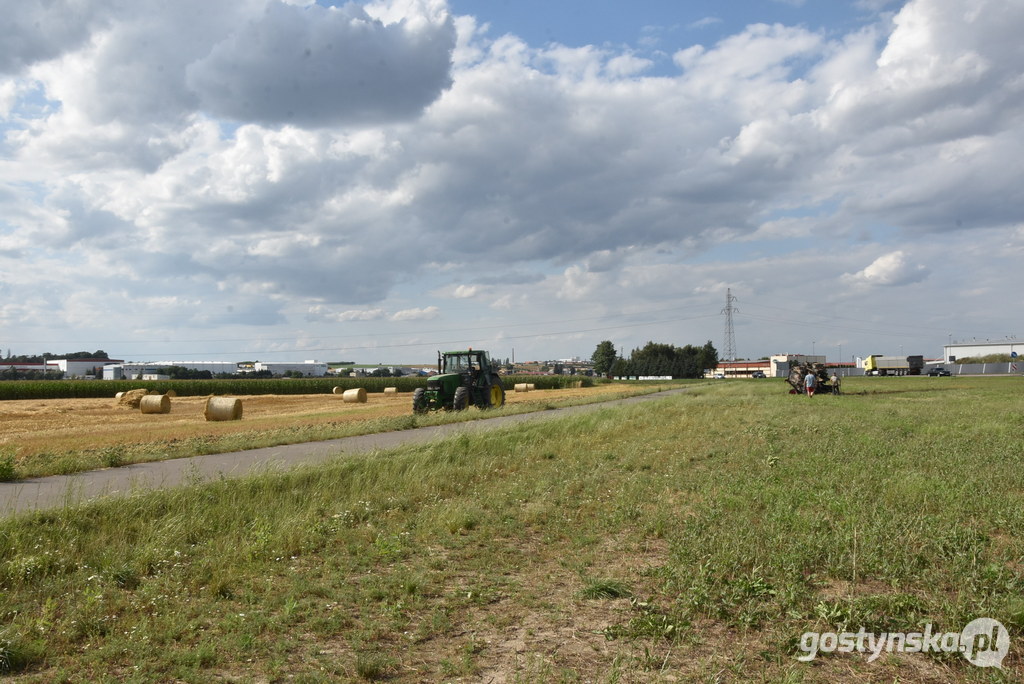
[0,376,1021,682]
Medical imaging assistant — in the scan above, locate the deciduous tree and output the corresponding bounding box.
[591,340,617,376]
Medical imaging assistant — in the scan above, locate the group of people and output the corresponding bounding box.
[804,371,840,397]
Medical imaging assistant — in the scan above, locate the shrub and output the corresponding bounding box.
[0,452,16,482]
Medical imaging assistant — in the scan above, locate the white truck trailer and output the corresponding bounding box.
[863,355,924,376]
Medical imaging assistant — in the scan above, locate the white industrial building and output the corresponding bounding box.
[2,358,120,378]
[102,360,328,379]
[53,358,123,378]
[254,361,328,377]
[349,366,415,377]
[0,361,61,373]
[943,339,1023,363]
[104,361,241,380]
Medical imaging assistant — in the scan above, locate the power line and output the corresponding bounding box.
[737,311,934,340]
[4,303,713,347]
[743,301,992,338]
[107,312,724,358]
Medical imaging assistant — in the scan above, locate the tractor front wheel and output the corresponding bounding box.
[412,387,427,414]
[485,379,505,408]
[452,386,469,411]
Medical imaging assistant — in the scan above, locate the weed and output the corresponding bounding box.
[603,598,689,641]
[209,578,236,599]
[0,452,16,482]
[99,446,126,468]
[579,578,633,600]
[111,564,140,590]
[355,652,396,680]
[0,633,44,673]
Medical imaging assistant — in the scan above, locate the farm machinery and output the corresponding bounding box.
[413,349,505,413]
[785,361,834,394]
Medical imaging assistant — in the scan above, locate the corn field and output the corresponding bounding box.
[0,375,594,401]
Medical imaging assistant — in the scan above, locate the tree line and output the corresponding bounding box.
[591,340,718,379]
[2,350,110,363]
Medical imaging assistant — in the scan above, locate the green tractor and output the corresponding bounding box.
[413,349,506,413]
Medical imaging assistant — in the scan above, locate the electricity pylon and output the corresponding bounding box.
[721,288,738,362]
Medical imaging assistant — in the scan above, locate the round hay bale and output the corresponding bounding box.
[115,391,125,399]
[383,387,398,394]
[165,389,177,398]
[205,397,243,421]
[332,387,344,395]
[140,394,171,414]
[528,383,536,391]
[514,383,531,393]
[117,388,150,409]
[342,388,367,403]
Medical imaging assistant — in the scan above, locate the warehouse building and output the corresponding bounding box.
[943,339,1023,363]
[707,355,828,379]
[0,361,61,373]
[707,359,770,378]
[254,361,328,377]
[104,361,241,379]
[2,358,122,378]
[102,360,329,379]
[53,358,124,378]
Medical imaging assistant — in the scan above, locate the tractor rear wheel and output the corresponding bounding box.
[412,387,427,414]
[452,386,469,411]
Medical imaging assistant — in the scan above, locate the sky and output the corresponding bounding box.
[1,0,1022,365]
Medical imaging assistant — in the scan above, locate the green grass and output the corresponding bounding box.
[0,452,16,482]
[1,376,1022,681]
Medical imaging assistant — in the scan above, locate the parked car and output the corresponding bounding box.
[751,371,766,378]
[927,367,951,376]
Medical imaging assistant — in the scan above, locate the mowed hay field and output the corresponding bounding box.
[1,376,1023,682]
[0,382,671,479]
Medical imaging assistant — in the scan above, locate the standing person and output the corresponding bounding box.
[830,372,840,395]
[804,370,817,397]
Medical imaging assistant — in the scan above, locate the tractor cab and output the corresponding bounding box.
[439,350,488,381]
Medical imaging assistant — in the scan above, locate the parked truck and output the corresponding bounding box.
[863,354,924,376]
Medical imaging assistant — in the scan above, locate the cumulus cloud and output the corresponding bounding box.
[842,251,930,287]
[13,0,454,135]
[0,1,113,75]
[309,307,386,322]
[452,285,479,299]
[186,1,456,127]
[390,306,440,321]
[688,17,723,30]
[1,0,1023,361]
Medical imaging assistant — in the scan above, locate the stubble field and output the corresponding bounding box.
[0,382,661,479]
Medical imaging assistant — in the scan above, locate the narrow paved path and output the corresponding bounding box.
[1,387,692,516]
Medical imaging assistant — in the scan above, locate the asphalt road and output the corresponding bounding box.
[0,387,692,516]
